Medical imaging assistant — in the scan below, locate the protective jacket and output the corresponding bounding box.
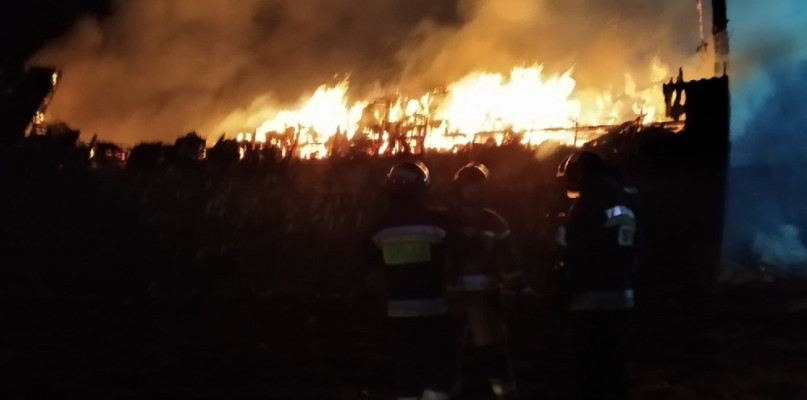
[450,207,514,291]
[558,176,636,312]
[367,206,453,318]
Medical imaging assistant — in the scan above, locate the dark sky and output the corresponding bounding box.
[0,0,109,69]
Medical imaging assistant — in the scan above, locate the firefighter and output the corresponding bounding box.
[555,151,636,400]
[449,162,525,400]
[610,166,642,280]
[365,160,457,400]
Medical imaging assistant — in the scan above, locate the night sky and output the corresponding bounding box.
[1,0,109,69]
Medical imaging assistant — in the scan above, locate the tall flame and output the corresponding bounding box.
[242,63,669,158]
[435,66,580,134]
[253,81,368,159]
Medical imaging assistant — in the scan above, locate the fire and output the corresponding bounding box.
[254,81,366,159]
[256,82,358,135]
[434,67,579,134]
[239,64,669,158]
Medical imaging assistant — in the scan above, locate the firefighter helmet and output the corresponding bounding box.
[386,160,431,194]
[556,150,610,196]
[556,150,607,180]
[453,162,490,186]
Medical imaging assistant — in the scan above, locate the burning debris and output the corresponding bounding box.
[228,64,672,159]
[89,140,127,170]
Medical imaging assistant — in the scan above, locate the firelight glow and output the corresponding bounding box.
[245,64,669,158]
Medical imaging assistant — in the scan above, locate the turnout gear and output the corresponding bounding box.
[366,161,457,400]
[556,150,636,400]
[557,151,636,309]
[557,150,614,197]
[450,162,522,400]
[556,150,609,180]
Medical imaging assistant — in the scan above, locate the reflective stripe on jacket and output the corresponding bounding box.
[365,207,453,313]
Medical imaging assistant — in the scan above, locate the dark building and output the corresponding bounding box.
[0,67,59,148]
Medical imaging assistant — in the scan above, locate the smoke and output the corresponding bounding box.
[399,0,806,273]
[397,0,714,93]
[729,0,807,137]
[29,0,806,273]
[732,59,807,166]
[31,0,716,144]
[725,0,807,275]
[753,225,807,271]
[729,0,807,163]
[30,0,459,144]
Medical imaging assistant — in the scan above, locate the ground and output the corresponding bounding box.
[5,296,807,399]
[2,150,806,399]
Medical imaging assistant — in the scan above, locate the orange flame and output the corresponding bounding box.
[240,63,669,158]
